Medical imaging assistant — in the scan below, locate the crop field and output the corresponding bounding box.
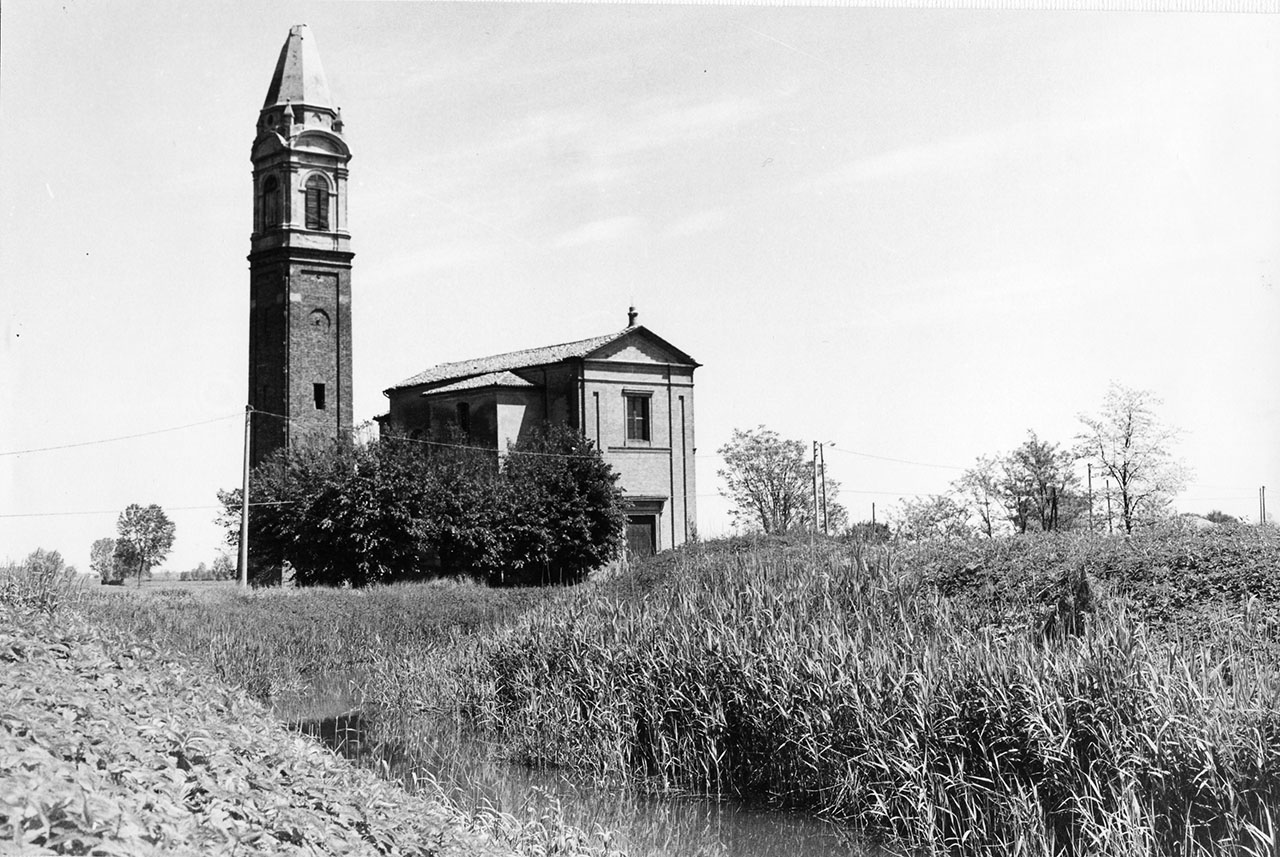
[6,526,1280,856]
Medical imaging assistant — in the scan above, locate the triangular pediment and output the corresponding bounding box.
[585,327,698,366]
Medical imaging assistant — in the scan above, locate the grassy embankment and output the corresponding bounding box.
[1,568,618,855]
[361,527,1280,856]
[77,578,558,713]
[13,527,1280,855]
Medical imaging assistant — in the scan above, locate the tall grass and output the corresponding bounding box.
[0,559,83,615]
[77,577,553,706]
[380,541,1280,855]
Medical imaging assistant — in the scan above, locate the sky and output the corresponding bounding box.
[3,1,1278,573]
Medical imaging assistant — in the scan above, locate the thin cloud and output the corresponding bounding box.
[665,209,728,239]
[554,215,645,249]
[821,116,1123,188]
[828,126,1025,186]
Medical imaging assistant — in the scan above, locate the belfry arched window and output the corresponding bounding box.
[262,176,281,229]
[305,174,330,230]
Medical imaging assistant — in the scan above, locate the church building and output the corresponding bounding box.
[247,26,699,556]
[378,310,700,556]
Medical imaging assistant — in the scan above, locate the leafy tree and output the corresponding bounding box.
[952,456,1005,538]
[90,537,123,585]
[410,435,508,580]
[717,426,847,535]
[211,550,236,580]
[892,495,972,541]
[115,504,176,588]
[23,548,72,577]
[222,426,624,588]
[999,432,1085,533]
[498,424,626,586]
[1076,383,1188,533]
[230,437,438,587]
[1205,509,1238,526]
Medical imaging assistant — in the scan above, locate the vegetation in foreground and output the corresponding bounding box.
[0,569,618,856]
[17,525,1280,855]
[367,527,1280,856]
[76,577,558,707]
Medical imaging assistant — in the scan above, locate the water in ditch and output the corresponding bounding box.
[284,677,879,857]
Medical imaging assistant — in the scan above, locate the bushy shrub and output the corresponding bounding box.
[223,425,624,587]
[493,424,625,586]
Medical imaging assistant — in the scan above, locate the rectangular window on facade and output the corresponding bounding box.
[313,383,326,410]
[456,401,471,436]
[625,394,650,442]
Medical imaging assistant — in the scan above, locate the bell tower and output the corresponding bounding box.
[248,24,353,467]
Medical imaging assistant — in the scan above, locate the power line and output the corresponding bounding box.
[0,414,240,457]
[826,445,967,471]
[395,433,606,460]
[0,500,295,520]
[249,408,608,461]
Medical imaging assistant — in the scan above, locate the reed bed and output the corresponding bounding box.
[390,541,1280,856]
[77,577,552,706]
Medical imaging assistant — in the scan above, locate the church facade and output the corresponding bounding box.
[379,314,699,556]
[247,25,354,467]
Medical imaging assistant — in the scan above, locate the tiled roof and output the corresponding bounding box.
[387,329,631,392]
[423,371,536,395]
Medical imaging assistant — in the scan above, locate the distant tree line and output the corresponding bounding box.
[176,553,236,581]
[220,423,626,588]
[892,383,1191,540]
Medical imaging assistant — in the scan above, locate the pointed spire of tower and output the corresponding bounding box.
[263,24,334,111]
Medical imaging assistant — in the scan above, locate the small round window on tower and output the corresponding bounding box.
[309,309,331,332]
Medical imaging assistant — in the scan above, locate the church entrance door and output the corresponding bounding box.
[626,515,657,558]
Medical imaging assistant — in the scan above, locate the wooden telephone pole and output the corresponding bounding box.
[819,442,829,536]
[1087,463,1094,534]
[238,406,251,587]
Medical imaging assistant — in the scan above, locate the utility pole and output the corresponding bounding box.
[818,442,829,536]
[238,405,252,587]
[1087,463,1094,534]
[1261,486,1268,527]
[1104,478,1114,535]
[871,502,876,528]
[812,441,820,536]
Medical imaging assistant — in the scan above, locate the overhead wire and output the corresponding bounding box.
[825,444,967,471]
[1,410,1263,515]
[0,414,241,457]
[0,501,296,519]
